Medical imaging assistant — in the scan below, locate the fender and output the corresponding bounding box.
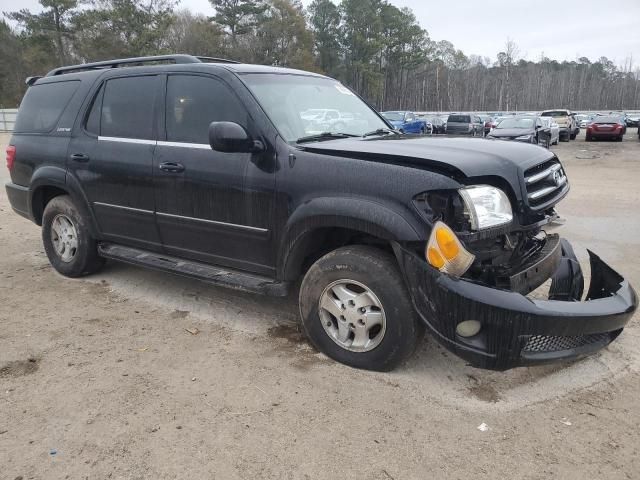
[29,166,100,237]
[279,196,427,280]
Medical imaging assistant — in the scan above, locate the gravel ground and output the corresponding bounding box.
[1,130,639,479]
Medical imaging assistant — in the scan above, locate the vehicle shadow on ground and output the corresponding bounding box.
[91,259,637,411]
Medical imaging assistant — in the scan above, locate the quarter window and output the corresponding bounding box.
[100,76,157,139]
[165,75,248,144]
[14,81,80,133]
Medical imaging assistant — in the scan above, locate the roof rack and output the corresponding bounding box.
[45,54,240,77]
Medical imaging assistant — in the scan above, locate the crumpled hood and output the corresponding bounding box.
[298,135,554,186]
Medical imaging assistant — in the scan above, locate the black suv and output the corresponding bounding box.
[6,55,637,371]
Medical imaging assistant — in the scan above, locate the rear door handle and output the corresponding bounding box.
[159,162,185,173]
[70,153,90,162]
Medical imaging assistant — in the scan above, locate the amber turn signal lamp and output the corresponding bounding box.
[425,221,474,277]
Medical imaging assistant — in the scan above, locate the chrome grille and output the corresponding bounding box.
[524,159,569,209]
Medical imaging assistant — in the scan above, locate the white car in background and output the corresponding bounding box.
[540,116,560,145]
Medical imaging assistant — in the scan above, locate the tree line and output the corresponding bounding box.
[2,0,639,112]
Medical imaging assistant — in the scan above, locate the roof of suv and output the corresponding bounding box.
[38,55,328,85]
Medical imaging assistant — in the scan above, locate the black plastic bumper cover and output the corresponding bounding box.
[393,242,638,370]
[5,182,32,220]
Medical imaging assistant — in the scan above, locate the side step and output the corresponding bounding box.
[98,243,289,297]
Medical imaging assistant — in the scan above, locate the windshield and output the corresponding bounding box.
[241,73,388,142]
[382,112,404,121]
[496,118,534,129]
[541,111,568,118]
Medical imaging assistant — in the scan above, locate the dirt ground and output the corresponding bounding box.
[1,130,640,480]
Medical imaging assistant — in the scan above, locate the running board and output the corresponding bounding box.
[98,243,289,296]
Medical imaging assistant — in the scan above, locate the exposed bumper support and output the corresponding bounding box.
[393,242,637,370]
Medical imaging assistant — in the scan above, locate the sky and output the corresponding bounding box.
[3,0,640,66]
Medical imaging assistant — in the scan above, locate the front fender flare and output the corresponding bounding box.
[278,196,426,280]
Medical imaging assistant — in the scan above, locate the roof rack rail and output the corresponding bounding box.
[195,56,240,64]
[45,54,240,77]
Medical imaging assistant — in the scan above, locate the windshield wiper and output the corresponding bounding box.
[296,132,359,144]
[362,128,398,138]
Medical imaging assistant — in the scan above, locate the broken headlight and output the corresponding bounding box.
[459,185,513,230]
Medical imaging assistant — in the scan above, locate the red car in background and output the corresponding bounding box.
[586,116,625,141]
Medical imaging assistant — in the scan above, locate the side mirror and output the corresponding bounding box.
[208,121,264,153]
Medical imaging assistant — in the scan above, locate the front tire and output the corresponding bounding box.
[299,245,423,371]
[42,195,104,278]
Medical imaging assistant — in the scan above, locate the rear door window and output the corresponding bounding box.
[165,75,248,144]
[100,76,157,140]
[14,81,80,133]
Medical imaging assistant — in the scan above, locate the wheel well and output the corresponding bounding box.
[283,227,394,282]
[32,186,68,225]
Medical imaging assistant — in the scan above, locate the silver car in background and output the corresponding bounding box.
[540,116,560,145]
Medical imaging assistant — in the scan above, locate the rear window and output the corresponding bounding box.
[594,116,619,124]
[14,81,80,133]
[541,111,568,117]
[448,115,470,123]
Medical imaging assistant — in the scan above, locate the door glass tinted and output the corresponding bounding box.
[85,84,104,135]
[14,81,80,133]
[101,76,157,139]
[166,75,248,144]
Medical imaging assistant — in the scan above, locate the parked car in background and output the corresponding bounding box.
[479,115,493,136]
[540,117,560,145]
[576,114,592,128]
[423,115,447,135]
[446,113,484,136]
[586,116,626,141]
[486,115,552,148]
[381,111,429,134]
[302,109,360,133]
[425,115,446,134]
[541,109,576,141]
[625,113,640,127]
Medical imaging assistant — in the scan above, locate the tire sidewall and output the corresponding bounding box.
[299,247,420,371]
[42,196,100,277]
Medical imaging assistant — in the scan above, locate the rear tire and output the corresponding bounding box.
[585,134,592,141]
[299,245,423,371]
[42,195,104,278]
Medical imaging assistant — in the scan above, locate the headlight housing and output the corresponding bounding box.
[458,185,513,230]
[515,134,533,140]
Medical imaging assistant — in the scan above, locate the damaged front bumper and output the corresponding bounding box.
[393,241,638,370]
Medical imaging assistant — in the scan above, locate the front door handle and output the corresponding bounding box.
[70,153,90,162]
[159,162,185,173]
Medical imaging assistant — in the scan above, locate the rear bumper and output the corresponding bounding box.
[5,182,32,220]
[589,131,623,138]
[393,242,637,370]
